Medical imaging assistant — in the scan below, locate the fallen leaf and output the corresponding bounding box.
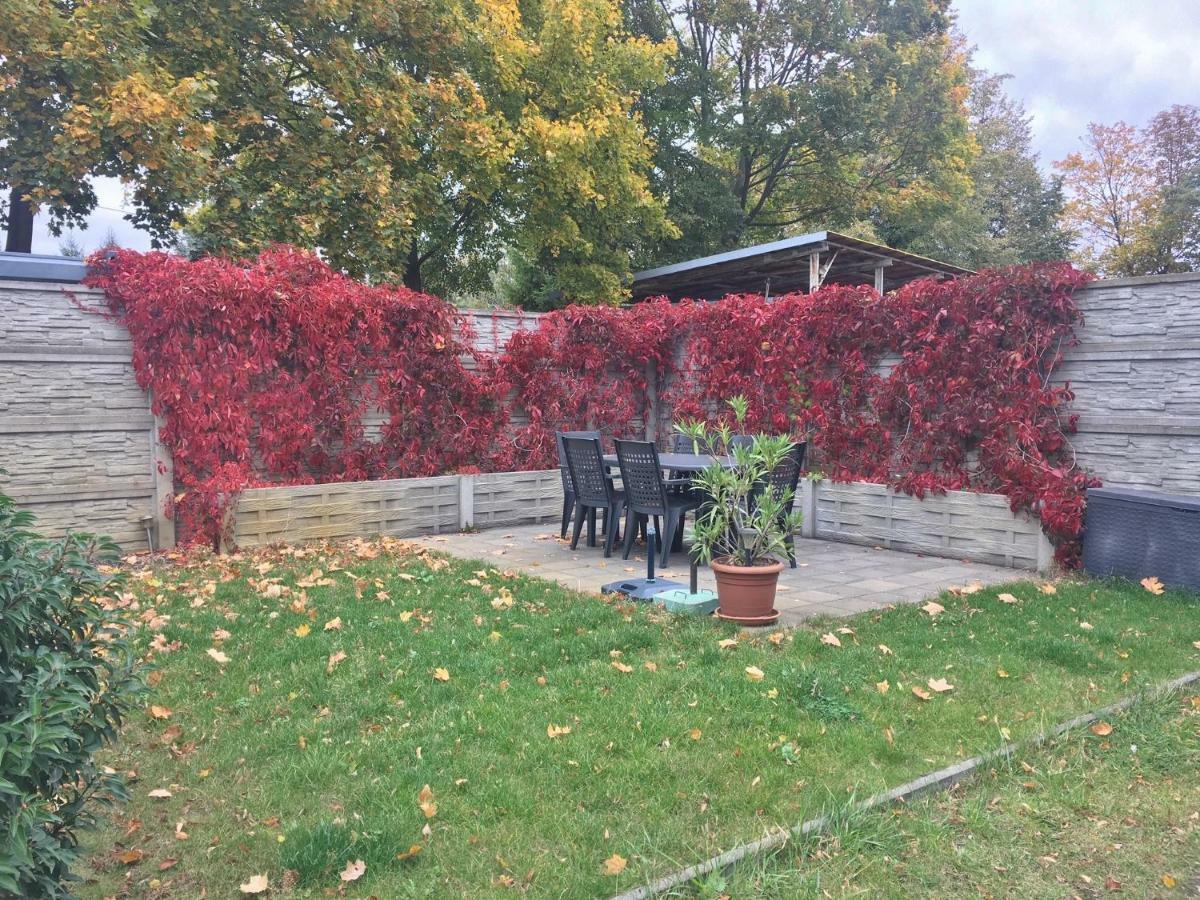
[745,666,765,682]
[820,632,841,648]
[927,677,954,693]
[877,644,893,655]
[159,858,179,871]
[717,638,738,650]
[326,651,348,674]
[432,667,450,682]
[603,854,628,876]
[883,726,894,746]
[1104,875,1121,891]
[1090,721,1113,736]
[912,686,932,701]
[417,784,437,818]
[643,661,658,672]
[117,848,144,865]
[1039,583,1057,595]
[689,728,702,741]
[240,873,269,894]
[997,593,1019,604]
[149,705,172,720]
[395,844,423,863]
[148,788,172,799]
[293,623,310,637]
[765,688,779,699]
[1080,621,1094,631]
[997,668,1010,678]
[324,617,343,631]
[876,680,890,694]
[1141,576,1165,595]
[921,601,945,617]
[1162,874,1177,888]
[547,723,572,739]
[340,859,366,882]
[767,631,784,645]
[611,660,633,674]
[206,647,230,665]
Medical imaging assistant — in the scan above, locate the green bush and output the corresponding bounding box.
[0,489,143,897]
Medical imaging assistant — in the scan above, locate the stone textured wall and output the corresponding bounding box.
[1057,273,1200,494]
[0,281,172,549]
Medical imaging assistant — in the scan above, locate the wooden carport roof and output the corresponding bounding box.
[631,230,972,301]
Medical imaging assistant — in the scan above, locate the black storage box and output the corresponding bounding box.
[1083,487,1200,590]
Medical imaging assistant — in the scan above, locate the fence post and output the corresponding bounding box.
[1035,527,1054,573]
[151,408,176,549]
[645,360,658,443]
[800,479,817,538]
[459,474,475,530]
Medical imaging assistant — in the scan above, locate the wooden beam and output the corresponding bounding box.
[808,251,820,293]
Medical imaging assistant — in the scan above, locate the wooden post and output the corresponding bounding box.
[808,251,821,293]
[874,261,886,294]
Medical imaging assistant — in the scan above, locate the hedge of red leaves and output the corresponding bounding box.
[86,247,1095,561]
[85,247,509,548]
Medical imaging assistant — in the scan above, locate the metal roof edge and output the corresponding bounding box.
[632,231,830,281]
[0,251,87,283]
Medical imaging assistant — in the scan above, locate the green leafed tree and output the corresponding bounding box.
[623,0,973,265]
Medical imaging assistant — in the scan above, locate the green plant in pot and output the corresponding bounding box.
[678,398,804,625]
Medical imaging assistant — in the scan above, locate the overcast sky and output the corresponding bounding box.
[25,0,1200,255]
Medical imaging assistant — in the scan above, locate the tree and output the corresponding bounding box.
[623,0,973,264]
[3,0,671,306]
[889,67,1072,268]
[0,2,215,253]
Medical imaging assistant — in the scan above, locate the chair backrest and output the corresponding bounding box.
[672,433,701,454]
[764,441,807,510]
[729,434,755,450]
[615,439,668,515]
[556,430,600,493]
[562,436,612,506]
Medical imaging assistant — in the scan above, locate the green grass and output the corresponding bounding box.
[679,690,1200,898]
[78,538,1200,898]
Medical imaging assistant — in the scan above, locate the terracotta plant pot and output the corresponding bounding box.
[710,557,784,625]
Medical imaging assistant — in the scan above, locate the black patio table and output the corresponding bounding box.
[601,451,734,472]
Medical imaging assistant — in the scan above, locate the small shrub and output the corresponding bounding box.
[0,490,143,897]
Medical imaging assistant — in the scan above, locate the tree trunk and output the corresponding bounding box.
[403,242,423,291]
[4,185,34,253]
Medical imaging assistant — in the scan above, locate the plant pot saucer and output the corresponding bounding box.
[715,609,780,627]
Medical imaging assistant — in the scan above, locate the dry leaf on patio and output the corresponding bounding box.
[997,593,1019,604]
[876,680,890,694]
[326,650,348,674]
[340,859,366,882]
[611,660,633,674]
[1039,583,1057,595]
[745,666,765,682]
[239,873,269,894]
[293,623,310,637]
[323,617,343,631]
[718,638,738,650]
[206,647,230,665]
[921,601,945,617]
[927,678,954,693]
[1141,576,1165,595]
[418,784,437,818]
[912,686,932,701]
[1090,721,1113,736]
[820,632,841,648]
[603,854,628,876]
[432,667,450,682]
[546,723,572,739]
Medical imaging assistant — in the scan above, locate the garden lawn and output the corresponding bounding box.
[80,537,1200,898]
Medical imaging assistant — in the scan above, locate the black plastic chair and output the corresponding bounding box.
[556,430,600,538]
[615,439,700,568]
[562,435,626,557]
[757,441,807,567]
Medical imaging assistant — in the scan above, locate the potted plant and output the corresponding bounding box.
[678,398,804,625]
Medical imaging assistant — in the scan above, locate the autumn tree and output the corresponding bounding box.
[623,0,973,264]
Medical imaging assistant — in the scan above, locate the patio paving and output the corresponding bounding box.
[414,523,1026,626]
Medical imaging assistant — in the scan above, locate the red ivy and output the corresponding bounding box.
[85,248,1096,562]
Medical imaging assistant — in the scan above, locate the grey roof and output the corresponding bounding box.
[0,251,87,283]
[631,230,972,300]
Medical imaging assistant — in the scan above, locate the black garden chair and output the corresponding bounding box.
[754,440,807,568]
[556,430,601,539]
[562,435,626,557]
[615,438,701,569]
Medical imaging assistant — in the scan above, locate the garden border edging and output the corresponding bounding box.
[611,669,1200,900]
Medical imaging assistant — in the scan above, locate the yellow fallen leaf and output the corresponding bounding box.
[395,844,422,862]
[921,601,945,617]
[399,610,414,623]
[294,623,310,637]
[324,617,343,631]
[340,859,366,882]
[432,667,450,682]
[927,677,954,693]
[1141,576,1165,595]
[745,666,765,682]
[766,688,779,699]
[206,647,230,665]
[1039,583,1057,595]
[876,680,890,694]
[1090,721,1113,736]
[611,660,633,674]
[239,874,269,894]
[326,650,348,674]
[1162,874,1177,888]
[689,728,702,741]
[997,668,1010,678]
[767,631,784,645]
[643,661,658,672]
[547,723,572,739]
[820,632,841,648]
[603,853,628,876]
[912,686,932,701]
[836,626,855,635]
[116,848,144,865]
[997,593,1019,604]
[417,784,437,818]
[877,643,893,655]
[149,705,172,720]
[718,638,738,650]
